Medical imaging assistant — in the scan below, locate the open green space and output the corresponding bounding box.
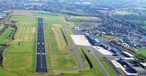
[2,15,36,76]
[63,47,105,76]
[0,27,13,44]
[74,22,81,27]
[136,48,146,56]
[69,16,101,21]
[65,22,75,27]
[48,51,78,68]
[37,11,68,17]
[0,25,4,31]
[52,24,67,50]
[61,9,84,14]
[64,22,74,34]
[113,10,139,15]
[135,7,146,10]
[10,16,36,42]
[96,54,118,76]
[44,21,65,55]
[61,10,77,14]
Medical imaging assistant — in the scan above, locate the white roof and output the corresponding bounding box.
[123,57,135,60]
[111,60,123,68]
[111,60,138,76]
[71,35,91,46]
[140,62,146,66]
[93,46,112,55]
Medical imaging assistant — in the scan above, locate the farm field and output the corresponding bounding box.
[103,35,122,41]
[13,10,35,16]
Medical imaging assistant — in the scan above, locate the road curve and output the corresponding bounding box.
[48,21,85,70]
[59,21,111,76]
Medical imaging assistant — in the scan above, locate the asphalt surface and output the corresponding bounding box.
[36,18,47,72]
[87,46,111,76]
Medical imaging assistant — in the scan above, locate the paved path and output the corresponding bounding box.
[36,18,47,72]
[50,21,85,70]
[87,46,111,76]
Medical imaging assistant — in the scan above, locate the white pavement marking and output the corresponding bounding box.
[37,53,46,55]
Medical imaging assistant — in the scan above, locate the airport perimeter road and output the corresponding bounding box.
[60,20,110,75]
[59,21,84,69]
[87,46,123,76]
[87,46,111,76]
[36,18,47,72]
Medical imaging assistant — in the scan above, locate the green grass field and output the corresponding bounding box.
[64,47,105,76]
[113,10,139,15]
[0,25,4,31]
[48,51,78,68]
[96,54,118,76]
[136,48,146,56]
[61,10,77,14]
[64,22,74,34]
[0,27,13,44]
[2,15,37,76]
[74,22,81,27]
[10,16,36,42]
[52,24,67,50]
[67,16,101,22]
[135,7,146,10]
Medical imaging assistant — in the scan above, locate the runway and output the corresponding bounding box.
[36,18,47,72]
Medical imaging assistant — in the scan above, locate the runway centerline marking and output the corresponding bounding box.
[36,18,47,72]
